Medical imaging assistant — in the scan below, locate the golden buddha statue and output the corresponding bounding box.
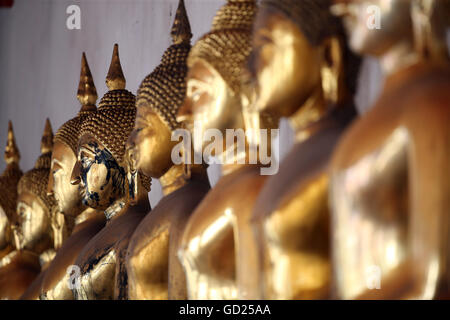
[0,121,22,261]
[70,44,151,300]
[175,0,278,300]
[0,122,26,299]
[0,119,57,300]
[125,0,211,300]
[329,0,450,299]
[244,0,361,299]
[39,53,106,300]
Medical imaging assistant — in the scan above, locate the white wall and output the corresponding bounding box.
[0,0,389,206]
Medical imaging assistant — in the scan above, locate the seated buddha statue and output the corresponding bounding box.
[125,0,211,300]
[329,0,450,299]
[21,119,76,300]
[70,44,151,300]
[0,119,57,300]
[0,121,22,261]
[0,122,25,299]
[244,0,361,299]
[175,0,278,300]
[40,52,106,300]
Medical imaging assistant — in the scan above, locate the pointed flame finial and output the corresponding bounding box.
[4,120,20,165]
[77,52,98,111]
[41,118,53,154]
[171,0,192,45]
[106,44,126,91]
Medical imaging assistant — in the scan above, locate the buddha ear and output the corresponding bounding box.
[128,170,139,206]
[411,0,449,63]
[319,36,345,105]
[125,150,139,205]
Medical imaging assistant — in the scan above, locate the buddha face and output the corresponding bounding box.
[48,141,84,217]
[0,206,8,249]
[128,109,175,179]
[71,134,126,211]
[16,191,50,252]
[249,9,322,118]
[180,59,243,154]
[334,0,412,56]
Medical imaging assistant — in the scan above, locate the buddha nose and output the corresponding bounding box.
[71,161,82,185]
[177,97,193,124]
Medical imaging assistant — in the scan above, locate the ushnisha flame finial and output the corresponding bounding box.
[136,0,193,131]
[17,118,56,220]
[171,0,192,45]
[54,52,98,155]
[41,118,53,154]
[77,52,98,111]
[106,44,126,91]
[4,121,20,165]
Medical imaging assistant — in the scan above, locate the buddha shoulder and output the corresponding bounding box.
[332,64,450,171]
[183,167,266,239]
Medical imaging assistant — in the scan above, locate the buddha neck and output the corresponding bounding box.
[380,41,420,77]
[104,197,126,221]
[75,207,101,225]
[39,248,56,270]
[160,164,188,196]
[52,209,75,250]
[288,87,328,143]
[220,140,256,176]
[0,245,13,260]
[129,182,151,211]
[0,250,39,268]
[63,213,76,233]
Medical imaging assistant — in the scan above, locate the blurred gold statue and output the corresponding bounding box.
[176,0,277,299]
[0,122,22,261]
[125,0,210,300]
[0,119,57,299]
[0,122,28,300]
[70,44,151,300]
[246,0,361,299]
[21,119,75,300]
[329,0,450,299]
[40,53,106,300]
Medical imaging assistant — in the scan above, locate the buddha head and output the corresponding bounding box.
[332,0,412,57]
[128,0,192,179]
[0,121,22,251]
[177,0,258,154]
[71,44,136,211]
[16,119,56,253]
[332,0,449,61]
[48,53,97,217]
[248,0,361,119]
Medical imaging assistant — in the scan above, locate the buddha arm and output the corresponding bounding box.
[352,109,450,299]
[74,250,117,300]
[127,226,170,300]
[261,173,330,300]
[407,104,450,299]
[180,209,237,300]
[114,246,129,300]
